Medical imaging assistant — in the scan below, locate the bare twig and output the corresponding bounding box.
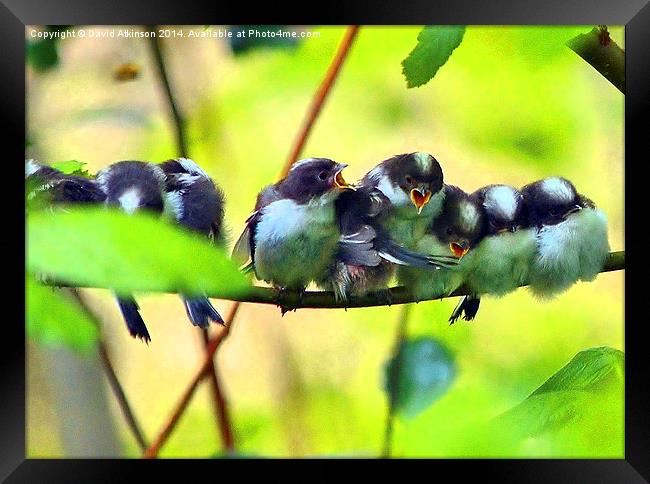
[201,329,235,453]
[142,304,241,459]
[148,25,189,157]
[567,25,625,94]
[57,250,625,310]
[67,288,149,452]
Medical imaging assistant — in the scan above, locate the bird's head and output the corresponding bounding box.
[432,185,484,259]
[280,158,354,204]
[521,177,584,227]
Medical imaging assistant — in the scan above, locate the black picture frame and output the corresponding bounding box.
[3,0,645,481]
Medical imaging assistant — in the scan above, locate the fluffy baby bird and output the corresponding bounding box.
[449,184,536,323]
[26,159,106,205]
[97,160,168,342]
[398,185,485,302]
[160,158,226,327]
[319,184,458,302]
[233,158,354,302]
[521,176,610,298]
[320,152,450,300]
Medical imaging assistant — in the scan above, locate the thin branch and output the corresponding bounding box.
[142,303,241,459]
[67,288,149,452]
[382,305,411,458]
[567,25,625,94]
[142,26,361,458]
[98,340,149,452]
[58,250,625,310]
[147,26,189,157]
[201,329,235,453]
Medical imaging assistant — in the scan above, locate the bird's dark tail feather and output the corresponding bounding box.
[449,295,481,324]
[117,296,151,343]
[183,296,225,328]
[378,238,459,269]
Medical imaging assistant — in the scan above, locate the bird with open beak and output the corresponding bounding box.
[317,152,450,301]
[521,177,610,299]
[96,160,168,343]
[398,184,485,301]
[317,182,459,303]
[232,158,354,305]
[160,158,227,328]
[449,184,536,323]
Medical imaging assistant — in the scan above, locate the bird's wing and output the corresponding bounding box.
[231,209,261,265]
[338,224,383,266]
[231,185,280,267]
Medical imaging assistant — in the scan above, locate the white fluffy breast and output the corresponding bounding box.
[118,188,142,214]
[256,199,311,242]
[530,208,609,298]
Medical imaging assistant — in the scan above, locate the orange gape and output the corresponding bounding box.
[410,189,432,214]
[450,242,469,259]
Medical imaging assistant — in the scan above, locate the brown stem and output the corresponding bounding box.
[67,288,149,452]
[201,329,235,453]
[142,303,241,458]
[147,26,189,157]
[566,26,625,94]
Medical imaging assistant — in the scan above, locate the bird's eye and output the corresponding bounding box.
[318,171,329,181]
[405,175,413,185]
[446,227,453,236]
[549,208,559,216]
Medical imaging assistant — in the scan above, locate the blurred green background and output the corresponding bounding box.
[26,25,624,458]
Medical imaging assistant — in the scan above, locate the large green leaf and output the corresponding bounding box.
[384,337,456,418]
[495,347,624,438]
[401,26,466,88]
[26,274,99,354]
[27,207,250,297]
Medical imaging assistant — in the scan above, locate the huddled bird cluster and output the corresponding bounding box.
[26,152,611,342]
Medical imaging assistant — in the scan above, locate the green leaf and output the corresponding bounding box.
[50,160,90,177]
[531,346,624,396]
[401,26,465,88]
[495,347,624,437]
[384,337,456,418]
[26,274,99,354]
[27,207,250,297]
[27,38,60,73]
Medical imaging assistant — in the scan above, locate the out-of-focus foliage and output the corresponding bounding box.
[401,26,466,88]
[26,26,624,458]
[26,26,71,72]
[49,159,90,177]
[227,26,301,56]
[27,207,249,296]
[26,274,99,353]
[384,337,456,418]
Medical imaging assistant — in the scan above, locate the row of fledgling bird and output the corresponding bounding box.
[26,152,611,343]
